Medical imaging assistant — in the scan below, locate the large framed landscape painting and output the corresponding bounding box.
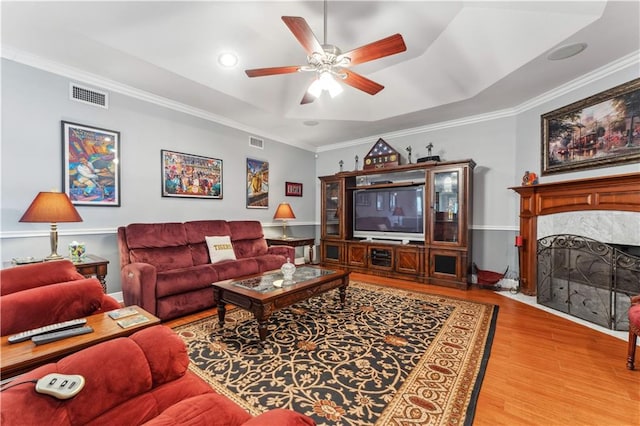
[161,150,222,199]
[62,121,120,206]
[541,78,640,175]
[246,158,269,208]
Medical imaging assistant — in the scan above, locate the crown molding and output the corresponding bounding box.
[513,50,640,114]
[0,46,316,152]
[318,50,640,153]
[3,45,637,155]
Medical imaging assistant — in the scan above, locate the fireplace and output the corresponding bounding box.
[537,234,640,330]
[511,172,640,296]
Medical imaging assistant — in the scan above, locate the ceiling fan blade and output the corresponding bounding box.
[340,34,407,66]
[282,16,324,55]
[245,66,301,78]
[342,71,384,95]
[300,91,316,105]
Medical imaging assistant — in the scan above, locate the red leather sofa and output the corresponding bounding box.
[0,325,314,425]
[117,220,294,320]
[0,260,121,336]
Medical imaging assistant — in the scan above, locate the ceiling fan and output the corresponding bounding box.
[244,1,407,104]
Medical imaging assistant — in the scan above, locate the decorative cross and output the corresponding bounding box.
[355,155,359,170]
[339,160,344,172]
[426,143,433,157]
[405,146,412,164]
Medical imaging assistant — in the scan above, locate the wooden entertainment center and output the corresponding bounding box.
[319,159,475,289]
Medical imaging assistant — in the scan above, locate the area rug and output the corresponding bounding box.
[174,281,498,426]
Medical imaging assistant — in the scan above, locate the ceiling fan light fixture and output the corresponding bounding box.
[307,79,323,98]
[307,71,343,98]
[320,71,342,97]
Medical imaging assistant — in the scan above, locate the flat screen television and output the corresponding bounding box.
[353,184,425,242]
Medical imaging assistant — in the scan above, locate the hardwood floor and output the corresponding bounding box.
[164,272,640,425]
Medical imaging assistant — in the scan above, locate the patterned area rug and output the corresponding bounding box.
[174,281,498,425]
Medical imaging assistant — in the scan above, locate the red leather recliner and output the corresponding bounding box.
[0,325,315,425]
[0,260,121,336]
[627,295,640,370]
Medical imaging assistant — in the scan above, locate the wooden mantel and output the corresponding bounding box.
[510,172,640,295]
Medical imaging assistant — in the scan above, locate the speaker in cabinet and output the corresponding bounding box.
[434,254,457,275]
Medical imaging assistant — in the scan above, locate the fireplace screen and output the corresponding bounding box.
[537,234,640,331]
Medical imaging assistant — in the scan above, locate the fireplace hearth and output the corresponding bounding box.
[537,234,640,331]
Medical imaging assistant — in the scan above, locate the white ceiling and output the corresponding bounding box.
[2,1,639,151]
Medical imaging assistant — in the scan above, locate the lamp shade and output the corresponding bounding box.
[19,192,83,223]
[273,202,296,220]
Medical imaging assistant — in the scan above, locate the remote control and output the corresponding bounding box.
[35,373,85,399]
[7,318,88,344]
[31,326,94,345]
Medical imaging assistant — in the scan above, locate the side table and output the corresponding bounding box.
[266,237,315,264]
[72,254,109,293]
[1,306,159,379]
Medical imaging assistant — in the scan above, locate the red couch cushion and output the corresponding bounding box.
[0,326,212,426]
[142,394,253,426]
[228,220,264,241]
[185,220,233,265]
[129,246,193,272]
[0,260,84,296]
[125,223,188,249]
[155,265,219,298]
[0,279,107,336]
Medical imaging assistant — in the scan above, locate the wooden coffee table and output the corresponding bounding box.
[213,266,349,342]
[0,306,160,379]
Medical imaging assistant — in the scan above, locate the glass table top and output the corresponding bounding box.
[233,266,336,293]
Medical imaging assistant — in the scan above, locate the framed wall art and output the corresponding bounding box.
[285,181,303,197]
[62,121,121,206]
[161,149,222,199]
[541,78,640,175]
[246,158,269,208]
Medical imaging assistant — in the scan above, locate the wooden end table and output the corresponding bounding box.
[266,236,315,264]
[213,266,349,342]
[72,254,109,293]
[1,306,160,379]
[3,254,110,293]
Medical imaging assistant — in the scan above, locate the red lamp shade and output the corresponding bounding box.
[20,192,83,223]
[19,192,82,260]
[273,202,296,220]
[274,202,296,239]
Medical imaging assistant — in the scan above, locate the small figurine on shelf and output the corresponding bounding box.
[406,146,412,164]
[522,171,539,186]
[339,160,344,172]
[426,142,433,157]
[355,155,359,171]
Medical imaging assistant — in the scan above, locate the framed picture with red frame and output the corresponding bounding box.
[285,182,303,197]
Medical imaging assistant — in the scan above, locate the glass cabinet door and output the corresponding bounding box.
[322,180,341,238]
[432,170,459,243]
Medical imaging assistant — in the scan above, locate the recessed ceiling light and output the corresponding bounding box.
[218,52,238,68]
[547,43,587,61]
[304,120,319,126]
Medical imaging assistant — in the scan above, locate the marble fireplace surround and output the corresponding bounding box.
[512,172,640,295]
[537,211,640,248]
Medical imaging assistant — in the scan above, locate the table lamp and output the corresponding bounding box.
[19,192,83,260]
[273,202,296,239]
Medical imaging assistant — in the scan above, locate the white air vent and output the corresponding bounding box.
[249,136,264,149]
[69,83,108,109]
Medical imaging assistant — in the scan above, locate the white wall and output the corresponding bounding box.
[0,59,317,293]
